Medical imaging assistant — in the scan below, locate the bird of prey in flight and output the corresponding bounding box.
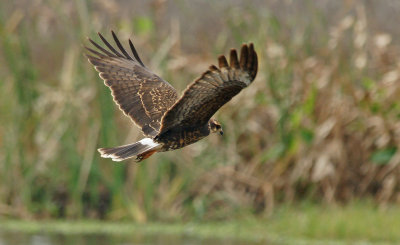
[85,31,258,162]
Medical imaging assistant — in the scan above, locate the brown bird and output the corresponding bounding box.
[85,31,258,162]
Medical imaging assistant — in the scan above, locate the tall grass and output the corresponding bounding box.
[0,1,400,221]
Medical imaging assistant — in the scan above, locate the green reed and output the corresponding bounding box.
[0,1,399,221]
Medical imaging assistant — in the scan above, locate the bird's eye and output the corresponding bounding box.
[216,125,221,129]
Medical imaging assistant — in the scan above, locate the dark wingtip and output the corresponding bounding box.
[209,65,220,72]
[229,48,239,69]
[110,30,118,42]
[248,43,257,79]
[87,35,117,57]
[128,38,145,67]
[97,31,124,58]
[83,46,91,53]
[237,42,258,80]
[218,55,229,68]
[239,44,249,69]
[111,30,133,60]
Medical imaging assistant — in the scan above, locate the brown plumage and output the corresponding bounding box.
[85,31,258,162]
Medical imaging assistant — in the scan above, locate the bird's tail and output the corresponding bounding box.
[98,138,161,162]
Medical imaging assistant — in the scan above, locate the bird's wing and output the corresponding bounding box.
[86,31,179,137]
[158,43,258,135]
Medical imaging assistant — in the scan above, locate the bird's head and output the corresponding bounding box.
[209,119,223,136]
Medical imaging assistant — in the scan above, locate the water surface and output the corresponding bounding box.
[0,231,267,245]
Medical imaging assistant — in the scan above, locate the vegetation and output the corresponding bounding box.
[0,0,399,223]
[1,203,400,244]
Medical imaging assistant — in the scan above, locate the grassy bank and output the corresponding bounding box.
[1,203,399,244]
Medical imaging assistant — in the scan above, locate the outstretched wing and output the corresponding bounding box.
[85,31,179,137]
[158,43,258,135]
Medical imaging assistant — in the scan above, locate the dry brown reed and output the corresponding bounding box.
[0,0,399,220]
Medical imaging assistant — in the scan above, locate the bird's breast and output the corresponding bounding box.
[156,126,210,151]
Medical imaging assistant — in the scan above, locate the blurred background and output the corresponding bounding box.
[1,0,400,244]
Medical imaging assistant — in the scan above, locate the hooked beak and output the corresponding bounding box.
[219,130,224,136]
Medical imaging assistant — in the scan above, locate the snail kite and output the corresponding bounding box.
[85,31,258,162]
